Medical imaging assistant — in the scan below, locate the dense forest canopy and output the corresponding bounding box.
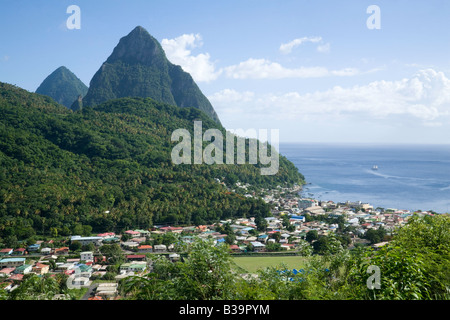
[0,82,304,241]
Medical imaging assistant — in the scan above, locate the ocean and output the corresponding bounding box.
[279,143,450,213]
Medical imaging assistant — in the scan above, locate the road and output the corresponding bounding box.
[81,282,98,300]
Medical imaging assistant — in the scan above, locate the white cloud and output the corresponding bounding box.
[209,69,450,125]
[162,33,365,82]
[161,34,222,82]
[223,58,361,79]
[317,43,330,53]
[279,37,322,54]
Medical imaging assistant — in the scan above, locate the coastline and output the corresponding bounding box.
[279,143,450,215]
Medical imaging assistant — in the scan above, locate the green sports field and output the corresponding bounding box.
[232,255,311,273]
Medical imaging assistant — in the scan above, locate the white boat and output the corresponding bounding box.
[372,165,378,170]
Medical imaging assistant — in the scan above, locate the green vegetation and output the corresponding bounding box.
[118,214,450,300]
[35,66,88,109]
[0,82,304,243]
[233,256,311,273]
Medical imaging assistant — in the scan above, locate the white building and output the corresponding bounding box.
[250,241,266,252]
[70,236,103,246]
[80,251,94,261]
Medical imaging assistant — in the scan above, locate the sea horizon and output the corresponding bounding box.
[279,142,450,214]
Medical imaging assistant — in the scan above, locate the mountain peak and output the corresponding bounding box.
[106,26,166,66]
[82,26,221,124]
[36,66,88,109]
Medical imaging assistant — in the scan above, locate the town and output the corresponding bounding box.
[0,182,436,300]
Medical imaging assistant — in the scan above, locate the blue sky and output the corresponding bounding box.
[1,0,450,143]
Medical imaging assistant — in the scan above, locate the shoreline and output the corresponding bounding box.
[298,183,448,215]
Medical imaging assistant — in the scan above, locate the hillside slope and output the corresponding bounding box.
[0,82,304,239]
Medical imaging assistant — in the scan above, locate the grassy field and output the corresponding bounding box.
[232,255,311,273]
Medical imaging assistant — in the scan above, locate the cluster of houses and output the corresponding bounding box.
[0,184,436,299]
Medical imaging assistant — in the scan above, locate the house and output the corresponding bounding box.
[0,268,15,277]
[32,263,49,275]
[0,258,26,269]
[372,241,389,250]
[298,199,315,209]
[131,237,147,244]
[126,255,146,262]
[229,245,241,253]
[250,241,266,252]
[27,244,41,252]
[97,232,116,239]
[76,263,92,273]
[280,233,291,240]
[70,236,103,246]
[101,237,120,244]
[67,258,80,264]
[43,255,58,261]
[95,283,118,299]
[120,262,147,273]
[13,264,32,275]
[241,227,255,235]
[71,277,91,287]
[196,225,209,232]
[0,248,13,256]
[257,234,269,243]
[9,274,24,282]
[135,229,151,237]
[12,248,26,255]
[137,245,152,253]
[159,226,183,233]
[289,215,305,223]
[40,248,52,255]
[305,206,325,215]
[121,242,139,250]
[80,251,94,261]
[54,247,69,255]
[56,262,77,273]
[281,243,296,250]
[124,230,140,238]
[169,253,180,262]
[94,256,106,264]
[153,244,167,253]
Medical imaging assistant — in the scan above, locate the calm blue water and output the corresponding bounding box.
[279,143,450,213]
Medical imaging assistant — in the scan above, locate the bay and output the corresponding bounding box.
[279,143,450,213]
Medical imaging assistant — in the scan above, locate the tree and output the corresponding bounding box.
[364,227,386,244]
[313,234,343,255]
[255,216,267,232]
[271,232,281,243]
[69,240,82,252]
[306,230,318,243]
[296,239,313,256]
[9,274,60,300]
[225,233,236,245]
[81,243,95,253]
[100,244,125,264]
[120,237,237,300]
[343,215,450,300]
[265,242,281,252]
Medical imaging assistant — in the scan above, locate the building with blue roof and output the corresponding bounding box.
[0,257,26,268]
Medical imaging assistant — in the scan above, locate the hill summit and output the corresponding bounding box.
[36,66,88,109]
[80,26,221,123]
